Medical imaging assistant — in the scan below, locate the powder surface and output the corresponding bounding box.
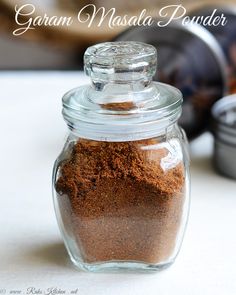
[56,138,185,264]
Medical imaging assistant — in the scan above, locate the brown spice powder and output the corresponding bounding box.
[100,101,135,111]
[56,138,185,264]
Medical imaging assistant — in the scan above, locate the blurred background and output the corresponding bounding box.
[0,0,235,70]
[0,0,236,144]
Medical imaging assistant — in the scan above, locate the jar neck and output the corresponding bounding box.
[62,82,183,142]
[68,120,179,141]
[88,78,159,107]
[91,77,151,91]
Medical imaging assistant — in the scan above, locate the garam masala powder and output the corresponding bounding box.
[52,41,190,272]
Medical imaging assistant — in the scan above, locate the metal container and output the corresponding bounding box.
[114,21,227,139]
[189,5,236,94]
[211,94,236,179]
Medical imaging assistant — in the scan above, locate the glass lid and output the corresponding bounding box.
[62,42,183,141]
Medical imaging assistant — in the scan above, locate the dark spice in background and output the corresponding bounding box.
[55,138,185,264]
[189,6,236,94]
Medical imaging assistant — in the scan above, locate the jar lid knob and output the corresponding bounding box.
[84,41,157,82]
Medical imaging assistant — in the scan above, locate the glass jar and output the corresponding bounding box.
[52,41,190,272]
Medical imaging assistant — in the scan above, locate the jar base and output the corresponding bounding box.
[69,255,175,273]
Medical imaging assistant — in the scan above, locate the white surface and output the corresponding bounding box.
[0,72,236,294]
